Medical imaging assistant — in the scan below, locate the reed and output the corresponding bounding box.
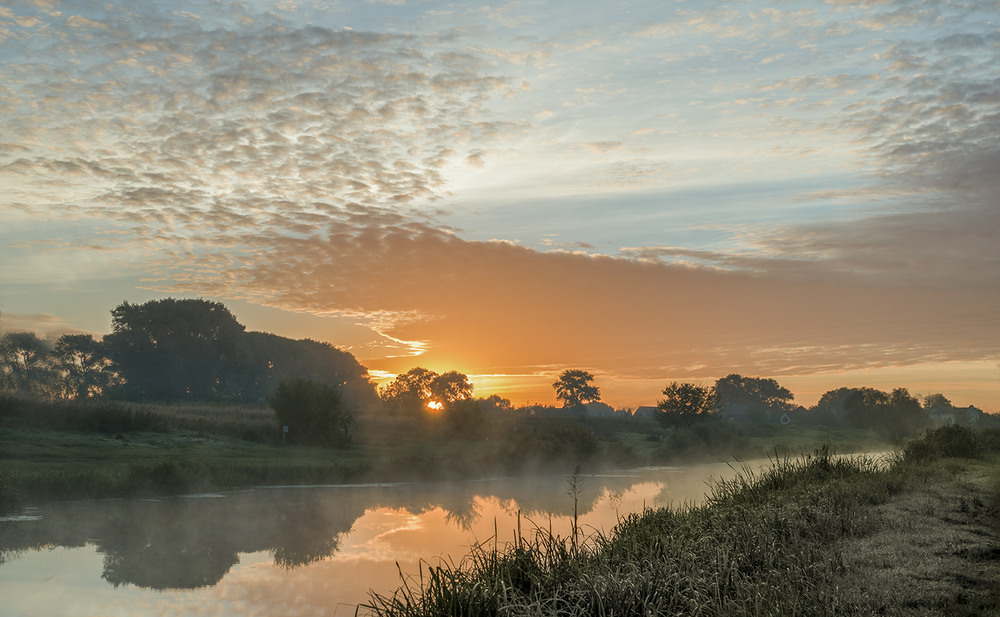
[363,447,911,617]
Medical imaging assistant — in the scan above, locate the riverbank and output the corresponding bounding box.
[0,397,896,513]
[363,426,1000,616]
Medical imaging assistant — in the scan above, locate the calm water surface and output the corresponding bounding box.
[1,462,755,617]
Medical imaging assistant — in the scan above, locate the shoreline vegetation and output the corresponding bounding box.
[2,394,998,615]
[363,428,1000,617]
[2,395,895,512]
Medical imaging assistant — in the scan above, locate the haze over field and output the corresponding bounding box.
[1,0,998,409]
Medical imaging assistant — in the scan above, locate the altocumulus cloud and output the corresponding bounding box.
[0,0,997,385]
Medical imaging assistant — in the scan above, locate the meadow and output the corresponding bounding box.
[365,427,1000,616]
[1,395,894,512]
[2,396,997,615]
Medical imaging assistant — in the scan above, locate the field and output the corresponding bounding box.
[0,397,898,510]
[2,397,997,615]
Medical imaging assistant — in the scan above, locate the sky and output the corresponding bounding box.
[1,0,998,410]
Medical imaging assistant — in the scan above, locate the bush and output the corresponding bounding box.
[903,425,979,462]
[267,378,353,447]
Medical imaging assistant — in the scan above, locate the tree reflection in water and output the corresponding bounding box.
[0,467,733,596]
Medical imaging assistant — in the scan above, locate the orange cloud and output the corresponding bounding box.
[170,223,998,400]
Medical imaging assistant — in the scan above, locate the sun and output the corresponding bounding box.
[427,401,443,411]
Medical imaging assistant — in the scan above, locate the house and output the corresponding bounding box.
[930,405,985,427]
[584,401,615,417]
[632,406,659,420]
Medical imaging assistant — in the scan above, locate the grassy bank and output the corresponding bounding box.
[0,396,896,512]
[364,426,1000,617]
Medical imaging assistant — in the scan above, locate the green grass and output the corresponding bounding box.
[364,428,1000,617]
[0,426,371,503]
[0,396,902,512]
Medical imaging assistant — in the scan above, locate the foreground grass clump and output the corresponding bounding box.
[365,448,904,617]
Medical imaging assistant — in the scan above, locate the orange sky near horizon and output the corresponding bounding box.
[1,0,998,415]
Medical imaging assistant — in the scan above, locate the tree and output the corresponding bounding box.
[237,332,377,409]
[552,369,600,410]
[267,378,353,447]
[379,367,474,414]
[656,382,717,428]
[922,393,952,412]
[104,298,246,401]
[842,387,890,429]
[0,332,56,398]
[840,386,928,442]
[480,394,514,413]
[714,374,793,422]
[880,388,927,443]
[429,371,473,406]
[379,367,438,414]
[54,334,116,399]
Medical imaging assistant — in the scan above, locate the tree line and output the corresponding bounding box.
[2,300,988,448]
[0,298,376,410]
[655,374,982,443]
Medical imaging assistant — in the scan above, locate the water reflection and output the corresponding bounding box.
[0,464,747,615]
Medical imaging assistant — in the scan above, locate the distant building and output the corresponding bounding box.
[632,406,659,420]
[930,405,985,427]
[584,401,615,417]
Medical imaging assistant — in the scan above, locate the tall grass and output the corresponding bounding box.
[364,447,906,617]
[366,428,1000,616]
[0,395,278,442]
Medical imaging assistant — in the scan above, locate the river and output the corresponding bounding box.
[0,461,756,617]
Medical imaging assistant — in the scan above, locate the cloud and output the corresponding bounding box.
[1,0,997,391]
[155,219,998,381]
[0,313,84,339]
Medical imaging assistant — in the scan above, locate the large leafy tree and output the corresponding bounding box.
[104,298,246,401]
[657,382,717,428]
[379,367,438,414]
[836,386,928,441]
[379,367,474,414]
[0,332,56,398]
[237,332,376,409]
[714,374,793,421]
[54,334,116,399]
[429,371,473,405]
[922,393,952,412]
[842,387,890,429]
[552,369,600,410]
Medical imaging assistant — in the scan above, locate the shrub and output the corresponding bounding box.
[267,378,353,447]
[903,425,979,462]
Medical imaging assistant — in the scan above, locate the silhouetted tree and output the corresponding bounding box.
[0,332,56,398]
[879,388,927,443]
[923,393,952,412]
[102,299,376,407]
[714,374,793,422]
[104,298,246,401]
[812,387,855,424]
[656,382,717,428]
[237,331,376,410]
[429,371,473,405]
[379,367,438,414]
[843,387,890,429]
[552,369,600,410]
[480,394,514,413]
[267,378,353,447]
[839,386,928,442]
[53,334,116,399]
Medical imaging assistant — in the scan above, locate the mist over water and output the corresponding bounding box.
[0,462,753,616]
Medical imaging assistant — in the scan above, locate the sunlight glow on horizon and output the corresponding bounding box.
[1,0,997,413]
